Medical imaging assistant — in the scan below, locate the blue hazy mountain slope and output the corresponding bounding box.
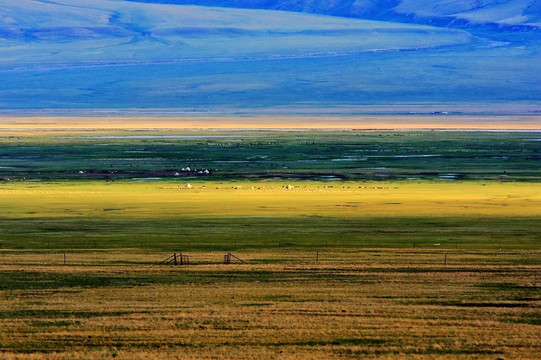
[0,0,539,111]
[125,0,541,29]
[0,0,473,66]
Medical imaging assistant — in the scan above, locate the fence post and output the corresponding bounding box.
[174,253,177,265]
[316,251,319,264]
[444,253,447,265]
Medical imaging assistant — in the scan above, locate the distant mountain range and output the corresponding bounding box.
[0,0,539,113]
[126,0,541,30]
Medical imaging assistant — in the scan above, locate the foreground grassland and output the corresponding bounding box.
[0,250,540,359]
[0,181,540,359]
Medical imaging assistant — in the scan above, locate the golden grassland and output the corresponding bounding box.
[0,249,540,359]
[1,181,540,219]
[0,115,540,132]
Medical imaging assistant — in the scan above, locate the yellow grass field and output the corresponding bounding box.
[1,181,540,219]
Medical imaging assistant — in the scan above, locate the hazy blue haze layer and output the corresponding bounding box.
[0,0,539,112]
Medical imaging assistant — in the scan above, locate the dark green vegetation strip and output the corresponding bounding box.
[2,267,541,292]
[504,313,541,325]
[0,310,130,319]
[0,269,370,291]
[1,216,540,252]
[1,130,540,181]
[268,338,386,346]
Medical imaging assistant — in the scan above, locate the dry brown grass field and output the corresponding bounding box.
[0,248,540,359]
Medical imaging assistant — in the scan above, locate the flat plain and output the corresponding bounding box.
[0,117,540,359]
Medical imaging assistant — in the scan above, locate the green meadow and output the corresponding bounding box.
[1,128,540,182]
[0,181,540,252]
